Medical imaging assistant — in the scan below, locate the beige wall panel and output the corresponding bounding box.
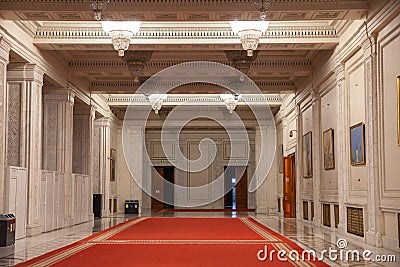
[383,33,400,193]
[347,53,367,194]
[320,86,339,195]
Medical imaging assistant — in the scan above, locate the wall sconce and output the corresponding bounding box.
[289,130,297,137]
[101,21,142,56]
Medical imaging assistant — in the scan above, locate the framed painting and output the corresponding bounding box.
[350,123,365,165]
[278,144,283,173]
[323,128,335,170]
[110,148,116,181]
[302,131,313,178]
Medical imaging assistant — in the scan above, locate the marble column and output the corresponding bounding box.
[0,37,10,213]
[255,123,276,214]
[94,117,112,217]
[362,37,383,247]
[7,63,44,236]
[311,91,322,226]
[124,125,145,215]
[295,105,303,220]
[335,63,348,235]
[42,88,74,226]
[72,104,96,219]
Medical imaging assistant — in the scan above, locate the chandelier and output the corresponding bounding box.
[230,21,269,57]
[89,0,110,21]
[250,0,272,20]
[122,51,153,82]
[220,94,242,113]
[101,21,142,57]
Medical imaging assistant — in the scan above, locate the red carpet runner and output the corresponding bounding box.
[17,217,330,266]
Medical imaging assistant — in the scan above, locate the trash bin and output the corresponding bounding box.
[125,200,139,214]
[0,214,16,247]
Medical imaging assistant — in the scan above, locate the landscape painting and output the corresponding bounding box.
[323,128,335,170]
[302,132,313,178]
[350,123,365,165]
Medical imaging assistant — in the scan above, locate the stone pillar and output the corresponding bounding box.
[335,63,348,235]
[0,37,10,213]
[42,88,75,226]
[72,104,96,219]
[311,91,322,226]
[254,123,276,214]
[124,125,145,215]
[94,117,112,217]
[362,37,383,247]
[7,63,44,236]
[295,105,303,220]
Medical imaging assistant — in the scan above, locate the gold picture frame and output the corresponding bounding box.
[350,123,365,165]
[323,128,335,170]
[302,131,313,178]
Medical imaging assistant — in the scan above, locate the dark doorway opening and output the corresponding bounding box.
[224,166,248,210]
[151,166,174,210]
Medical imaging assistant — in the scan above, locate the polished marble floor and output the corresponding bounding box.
[0,212,398,266]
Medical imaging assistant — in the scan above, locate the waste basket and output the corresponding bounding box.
[125,200,139,214]
[0,214,16,247]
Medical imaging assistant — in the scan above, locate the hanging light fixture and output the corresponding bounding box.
[230,21,269,57]
[250,0,272,20]
[89,0,110,21]
[220,94,242,113]
[101,21,142,57]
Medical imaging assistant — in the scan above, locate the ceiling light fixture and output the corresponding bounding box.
[89,0,110,21]
[230,21,269,57]
[251,0,272,20]
[220,94,242,113]
[148,94,167,114]
[101,21,142,57]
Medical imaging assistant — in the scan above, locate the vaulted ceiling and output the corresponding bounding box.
[1,0,369,94]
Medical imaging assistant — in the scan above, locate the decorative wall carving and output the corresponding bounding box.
[7,83,21,167]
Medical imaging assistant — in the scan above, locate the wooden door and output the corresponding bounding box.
[235,167,248,209]
[283,155,296,218]
[151,167,164,210]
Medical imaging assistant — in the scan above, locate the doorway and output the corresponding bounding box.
[151,166,174,210]
[224,166,248,210]
[283,154,296,218]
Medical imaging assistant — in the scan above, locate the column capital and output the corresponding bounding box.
[7,63,44,85]
[0,36,11,64]
[334,63,345,81]
[360,35,377,57]
[43,87,75,105]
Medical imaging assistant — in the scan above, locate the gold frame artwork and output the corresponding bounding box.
[110,148,116,181]
[302,131,313,178]
[323,128,335,170]
[350,123,365,166]
[397,76,400,146]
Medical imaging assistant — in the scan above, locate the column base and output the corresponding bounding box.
[312,218,321,227]
[366,230,383,247]
[88,213,94,221]
[337,223,347,236]
[26,223,42,236]
[101,209,110,217]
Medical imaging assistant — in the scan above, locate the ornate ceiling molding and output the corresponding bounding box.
[90,80,295,93]
[33,22,338,49]
[106,93,283,107]
[0,0,368,21]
